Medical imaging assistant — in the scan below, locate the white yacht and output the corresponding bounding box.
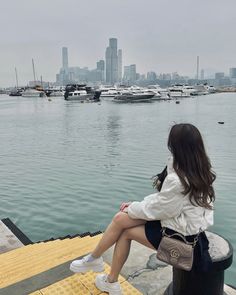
[147,85,169,100]
[45,87,65,97]
[193,85,209,96]
[100,87,122,99]
[50,90,64,97]
[182,85,199,96]
[205,85,216,93]
[168,84,190,98]
[64,84,101,102]
[21,88,46,97]
[65,90,92,101]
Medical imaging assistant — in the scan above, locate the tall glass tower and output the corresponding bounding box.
[118,49,122,82]
[105,38,118,84]
[62,47,68,73]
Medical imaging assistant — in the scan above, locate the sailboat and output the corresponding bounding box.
[21,59,46,97]
[9,68,24,96]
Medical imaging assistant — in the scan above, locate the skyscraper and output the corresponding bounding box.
[97,60,105,82]
[123,64,137,83]
[105,38,118,84]
[118,49,122,82]
[230,67,236,85]
[62,47,68,73]
[230,68,236,78]
[129,64,136,82]
[57,47,69,85]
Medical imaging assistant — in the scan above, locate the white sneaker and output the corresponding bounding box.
[70,254,104,273]
[95,274,122,295]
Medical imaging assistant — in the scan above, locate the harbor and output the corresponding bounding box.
[0,92,235,287]
[3,82,218,102]
[1,0,236,292]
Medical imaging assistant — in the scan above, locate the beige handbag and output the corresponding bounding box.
[156,228,200,271]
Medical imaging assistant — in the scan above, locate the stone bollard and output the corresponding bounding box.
[164,232,233,295]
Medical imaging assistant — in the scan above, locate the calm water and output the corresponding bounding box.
[0,93,235,284]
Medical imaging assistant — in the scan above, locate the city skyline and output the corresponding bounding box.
[1,0,236,87]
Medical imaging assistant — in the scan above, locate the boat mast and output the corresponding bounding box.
[32,58,36,86]
[15,67,19,88]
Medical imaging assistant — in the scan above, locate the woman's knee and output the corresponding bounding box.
[112,212,128,228]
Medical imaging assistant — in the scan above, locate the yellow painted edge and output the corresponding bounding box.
[0,235,103,288]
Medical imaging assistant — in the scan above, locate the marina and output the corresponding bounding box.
[6,83,218,102]
[0,92,235,286]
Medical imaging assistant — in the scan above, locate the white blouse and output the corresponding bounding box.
[127,159,214,236]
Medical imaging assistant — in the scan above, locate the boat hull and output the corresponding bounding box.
[114,93,154,102]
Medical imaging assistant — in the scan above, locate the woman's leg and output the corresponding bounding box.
[92,212,146,258]
[108,225,155,283]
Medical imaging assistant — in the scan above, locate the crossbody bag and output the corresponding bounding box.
[156,227,201,271]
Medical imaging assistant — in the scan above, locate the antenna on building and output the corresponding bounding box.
[196,56,199,80]
[32,58,36,86]
[15,67,19,88]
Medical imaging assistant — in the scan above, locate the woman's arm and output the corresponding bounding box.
[127,173,184,220]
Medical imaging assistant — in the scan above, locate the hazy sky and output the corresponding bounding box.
[1,0,236,87]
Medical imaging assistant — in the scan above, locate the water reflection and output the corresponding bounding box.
[106,114,121,152]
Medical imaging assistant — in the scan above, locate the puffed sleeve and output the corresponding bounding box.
[127,173,184,220]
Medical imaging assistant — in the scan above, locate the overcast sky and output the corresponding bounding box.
[1,0,236,87]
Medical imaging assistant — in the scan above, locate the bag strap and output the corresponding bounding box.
[161,227,202,247]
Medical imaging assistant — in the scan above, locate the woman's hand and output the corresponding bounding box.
[120,202,131,213]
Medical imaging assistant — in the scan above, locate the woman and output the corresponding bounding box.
[70,123,216,295]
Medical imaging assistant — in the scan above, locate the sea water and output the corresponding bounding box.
[0,93,235,284]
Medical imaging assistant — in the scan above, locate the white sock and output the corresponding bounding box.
[85,254,97,262]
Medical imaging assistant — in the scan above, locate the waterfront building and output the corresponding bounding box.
[230,68,236,78]
[123,64,137,84]
[123,66,130,83]
[105,38,118,84]
[96,60,105,82]
[147,71,157,81]
[172,72,180,80]
[215,72,225,80]
[159,73,172,81]
[230,68,236,85]
[56,47,70,85]
[214,72,226,86]
[118,49,122,82]
[130,64,136,82]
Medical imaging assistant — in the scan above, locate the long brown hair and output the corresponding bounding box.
[168,123,216,209]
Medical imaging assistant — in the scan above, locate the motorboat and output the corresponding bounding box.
[114,91,155,102]
[49,90,64,97]
[100,87,122,99]
[147,85,169,100]
[182,85,198,96]
[9,88,24,96]
[45,87,65,97]
[168,84,191,98]
[193,85,209,96]
[205,85,216,93]
[64,84,101,102]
